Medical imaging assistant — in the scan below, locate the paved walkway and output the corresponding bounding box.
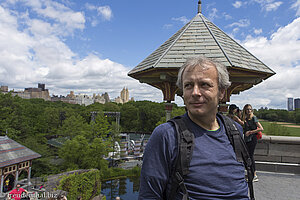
[254,171,300,200]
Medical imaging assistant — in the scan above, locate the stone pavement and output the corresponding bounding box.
[254,171,300,200]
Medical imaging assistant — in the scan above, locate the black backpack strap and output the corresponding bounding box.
[167,115,194,200]
[217,113,256,200]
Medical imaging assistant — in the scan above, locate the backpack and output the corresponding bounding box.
[166,113,255,200]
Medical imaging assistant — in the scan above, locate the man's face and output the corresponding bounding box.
[182,63,224,119]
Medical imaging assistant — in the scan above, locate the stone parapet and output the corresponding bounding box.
[255,135,300,174]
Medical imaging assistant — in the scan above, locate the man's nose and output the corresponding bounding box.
[192,85,201,96]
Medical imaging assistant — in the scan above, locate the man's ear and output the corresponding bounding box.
[219,88,225,101]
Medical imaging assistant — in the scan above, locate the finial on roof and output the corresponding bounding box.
[198,0,202,14]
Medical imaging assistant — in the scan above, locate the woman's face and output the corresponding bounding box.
[233,108,238,114]
[245,106,252,115]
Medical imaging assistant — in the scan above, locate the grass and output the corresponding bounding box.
[260,121,300,137]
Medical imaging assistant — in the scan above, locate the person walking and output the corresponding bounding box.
[242,104,264,182]
[139,56,250,199]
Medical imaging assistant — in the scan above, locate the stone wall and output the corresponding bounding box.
[255,135,300,174]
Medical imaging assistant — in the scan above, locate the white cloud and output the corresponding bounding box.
[253,0,283,12]
[232,17,300,109]
[208,8,218,21]
[265,2,283,11]
[233,27,240,34]
[228,19,250,28]
[254,28,262,34]
[223,13,233,20]
[85,3,113,22]
[171,16,189,24]
[233,1,243,8]
[163,24,173,29]
[291,0,300,16]
[0,1,161,102]
[97,6,112,21]
[24,0,85,35]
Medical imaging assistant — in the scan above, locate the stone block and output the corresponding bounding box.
[282,156,300,164]
[255,155,281,162]
[269,143,300,157]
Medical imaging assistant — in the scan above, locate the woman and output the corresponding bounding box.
[242,104,263,182]
[228,104,244,126]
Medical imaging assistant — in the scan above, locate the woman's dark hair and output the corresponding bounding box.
[228,104,238,114]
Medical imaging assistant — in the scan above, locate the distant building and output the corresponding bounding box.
[67,91,76,99]
[0,86,8,93]
[287,98,293,111]
[295,98,300,110]
[94,92,110,104]
[121,87,129,103]
[1,84,51,101]
[103,92,110,103]
[75,94,94,106]
[115,87,132,104]
[1,84,132,106]
[23,83,51,101]
[114,96,123,104]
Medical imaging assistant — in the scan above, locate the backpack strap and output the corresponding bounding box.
[217,113,256,200]
[167,115,194,200]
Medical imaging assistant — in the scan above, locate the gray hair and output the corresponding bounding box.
[176,56,231,92]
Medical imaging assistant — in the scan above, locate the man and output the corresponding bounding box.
[139,56,249,199]
[8,184,28,200]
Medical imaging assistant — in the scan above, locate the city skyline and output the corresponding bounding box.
[0,1,300,109]
[1,84,133,105]
[1,84,130,100]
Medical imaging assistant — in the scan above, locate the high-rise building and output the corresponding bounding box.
[295,98,300,110]
[120,87,129,103]
[287,98,293,111]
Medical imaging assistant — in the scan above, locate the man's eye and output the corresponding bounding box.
[184,83,192,88]
[201,83,211,88]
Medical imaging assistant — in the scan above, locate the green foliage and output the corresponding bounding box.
[120,103,139,131]
[59,170,101,200]
[295,111,300,124]
[0,92,179,177]
[156,106,186,126]
[255,108,300,123]
[58,114,90,138]
[119,101,166,132]
[101,166,141,181]
[103,102,120,112]
[58,167,141,200]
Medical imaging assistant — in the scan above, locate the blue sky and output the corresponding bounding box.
[0,0,300,109]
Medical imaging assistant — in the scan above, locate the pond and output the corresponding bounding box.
[101,177,140,200]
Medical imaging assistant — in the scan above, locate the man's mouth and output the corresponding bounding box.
[190,102,205,106]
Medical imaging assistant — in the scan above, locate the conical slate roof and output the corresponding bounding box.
[128,13,275,77]
[0,136,41,168]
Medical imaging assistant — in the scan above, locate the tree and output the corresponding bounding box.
[90,114,112,139]
[156,106,186,126]
[59,135,91,169]
[103,102,120,112]
[120,103,139,131]
[295,110,300,124]
[58,114,90,138]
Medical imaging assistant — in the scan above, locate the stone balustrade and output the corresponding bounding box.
[255,135,300,174]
